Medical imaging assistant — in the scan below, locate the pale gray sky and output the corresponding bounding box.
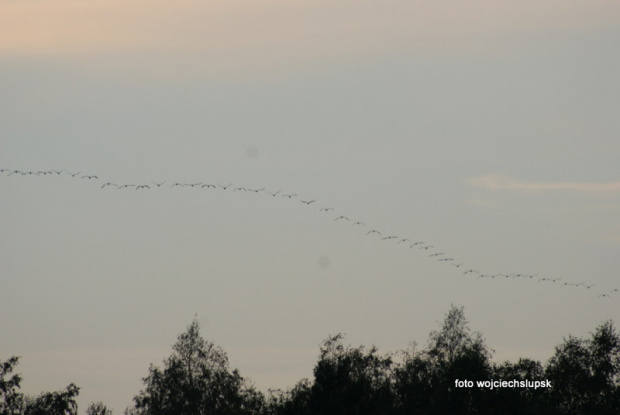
[1,1,619,413]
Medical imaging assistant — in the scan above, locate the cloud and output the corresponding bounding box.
[468,174,620,193]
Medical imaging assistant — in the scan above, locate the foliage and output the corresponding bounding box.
[1,357,82,415]
[129,318,263,415]
[309,334,394,415]
[0,356,22,415]
[489,358,546,415]
[545,320,620,415]
[393,305,493,415]
[23,383,79,415]
[5,308,620,415]
[86,401,113,415]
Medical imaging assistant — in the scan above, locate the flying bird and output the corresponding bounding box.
[335,216,349,221]
[300,199,315,205]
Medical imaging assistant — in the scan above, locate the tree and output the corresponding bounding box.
[265,379,312,415]
[545,320,620,415]
[308,334,394,415]
[0,356,22,415]
[129,318,264,415]
[86,401,113,415]
[393,305,492,415]
[23,383,79,415]
[489,358,546,415]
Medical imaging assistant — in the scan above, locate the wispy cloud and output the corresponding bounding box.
[468,174,620,193]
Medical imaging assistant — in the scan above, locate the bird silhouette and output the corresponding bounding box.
[2,165,607,300]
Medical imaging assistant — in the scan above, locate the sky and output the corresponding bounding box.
[1,0,620,413]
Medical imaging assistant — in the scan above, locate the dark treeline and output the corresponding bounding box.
[2,306,619,415]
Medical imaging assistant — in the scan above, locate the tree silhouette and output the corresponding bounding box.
[1,356,22,415]
[490,358,546,415]
[545,320,620,415]
[266,379,312,415]
[394,305,492,415]
[308,334,394,415]
[129,318,264,415]
[86,401,113,415]
[22,383,80,415]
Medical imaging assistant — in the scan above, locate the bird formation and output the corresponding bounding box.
[2,168,618,301]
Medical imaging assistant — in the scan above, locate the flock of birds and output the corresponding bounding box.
[2,168,618,300]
